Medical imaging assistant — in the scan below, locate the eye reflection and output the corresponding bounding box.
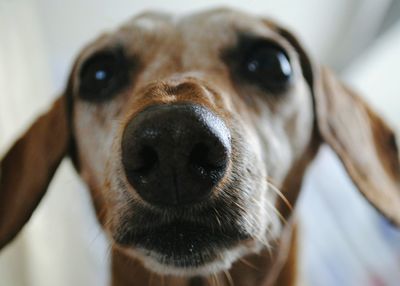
[95,70,108,81]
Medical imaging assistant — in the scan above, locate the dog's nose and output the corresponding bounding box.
[121,104,231,206]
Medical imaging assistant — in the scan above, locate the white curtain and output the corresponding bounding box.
[0,1,109,286]
[0,1,52,284]
[299,20,400,286]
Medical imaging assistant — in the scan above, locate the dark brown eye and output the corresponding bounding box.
[242,43,292,92]
[79,50,128,101]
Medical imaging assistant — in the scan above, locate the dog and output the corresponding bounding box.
[1,8,399,286]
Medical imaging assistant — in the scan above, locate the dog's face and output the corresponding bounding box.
[1,7,399,283]
[71,9,314,275]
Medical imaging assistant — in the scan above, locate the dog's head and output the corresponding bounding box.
[1,8,399,278]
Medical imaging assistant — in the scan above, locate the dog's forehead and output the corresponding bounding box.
[79,9,277,61]
[127,8,272,37]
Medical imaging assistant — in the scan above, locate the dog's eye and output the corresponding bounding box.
[242,43,292,92]
[79,51,128,101]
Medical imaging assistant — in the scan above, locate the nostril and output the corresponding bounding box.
[190,143,215,169]
[189,142,228,182]
[128,145,158,175]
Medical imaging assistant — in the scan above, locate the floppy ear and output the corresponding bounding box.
[273,24,400,226]
[0,96,70,248]
[315,68,400,225]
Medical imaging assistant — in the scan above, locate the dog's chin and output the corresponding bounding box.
[115,221,262,276]
[134,242,261,276]
[122,239,263,277]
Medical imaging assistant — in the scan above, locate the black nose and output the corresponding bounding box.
[121,104,231,206]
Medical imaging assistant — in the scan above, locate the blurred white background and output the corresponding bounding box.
[0,0,399,285]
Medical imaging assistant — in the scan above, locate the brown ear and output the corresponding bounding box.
[0,96,70,247]
[273,24,400,226]
[315,68,400,225]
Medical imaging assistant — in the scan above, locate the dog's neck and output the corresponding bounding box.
[110,222,298,286]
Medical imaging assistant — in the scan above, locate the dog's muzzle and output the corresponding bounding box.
[116,102,253,271]
[121,103,231,206]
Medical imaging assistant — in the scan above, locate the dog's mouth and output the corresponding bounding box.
[115,219,252,271]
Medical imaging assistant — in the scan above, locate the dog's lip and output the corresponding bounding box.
[131,221,247,251]
[117,220,250,267]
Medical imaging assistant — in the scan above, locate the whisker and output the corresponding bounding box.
[264,241,274,260]
[265,199,287,225]
[89,227,105,246]
[213,207,222,228]
[224,270,234,286]
[266,179,293,211]
[239,258,259,271]
[216,273,222,286]
[104,243,113,264]
[253,226,274,260]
